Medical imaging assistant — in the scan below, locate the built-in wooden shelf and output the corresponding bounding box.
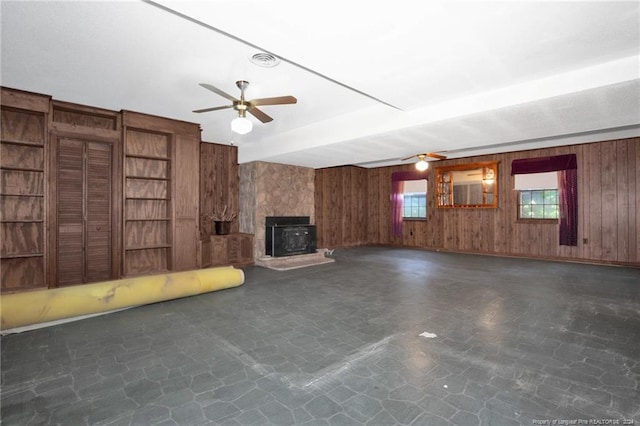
[123,126,175,277]
[1,193,44,197]
[0,139,44,147]
[1,253,44,259]
[124,153,170,161]
[0,166,44,172]
[0,102,47,292]
[125,175,170,181]
[125,244,171,251]
[125,197,170,201]
[125,218,171,222]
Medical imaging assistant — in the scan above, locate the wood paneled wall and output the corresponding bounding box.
[315,166,369,248]
[315,138,640,266]
[199,142,239,238]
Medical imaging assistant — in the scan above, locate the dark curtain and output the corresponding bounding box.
[511,154,577,174]
[511,154,578,246]
[391,171,428,236]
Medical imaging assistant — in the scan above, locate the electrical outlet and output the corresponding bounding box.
[583,238,588,244]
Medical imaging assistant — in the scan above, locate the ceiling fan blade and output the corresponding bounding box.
[192,105,233,113]
[248,107,273,123]
[400,152,447,161]
[426,152,447,160]
[251,96,297,106]
[199,83,238,102]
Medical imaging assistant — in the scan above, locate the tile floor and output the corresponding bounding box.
[1,247,639,425]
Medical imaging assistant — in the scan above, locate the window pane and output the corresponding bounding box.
[520,191,531,204]
[418,196,426,207]
[545,190,558,204]
[532,205,544,218]
[419,207,426,217]
[532,190,544,205]
[544,205,558,218]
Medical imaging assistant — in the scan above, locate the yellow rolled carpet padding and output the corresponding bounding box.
[0,267,244,330]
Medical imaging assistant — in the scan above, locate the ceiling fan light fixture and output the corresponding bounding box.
[415,156,429,171]
[195,80,296,131]
[231,113,252,134]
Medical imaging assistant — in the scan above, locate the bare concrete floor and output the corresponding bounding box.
[2,247,639,425]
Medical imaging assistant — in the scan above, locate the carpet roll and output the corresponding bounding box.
[0,267,244,330]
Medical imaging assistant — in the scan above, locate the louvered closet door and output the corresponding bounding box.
[86,142,112,282]
[57,139,112,286]
[58,139,84,285]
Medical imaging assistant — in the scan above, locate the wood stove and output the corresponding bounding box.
[265,216,317,257]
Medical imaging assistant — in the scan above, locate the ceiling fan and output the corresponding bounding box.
[193,80,297,134]
[401,152,447,171]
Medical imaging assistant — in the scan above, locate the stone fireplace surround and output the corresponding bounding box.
[239,161,316,260]
[239,161,334,270]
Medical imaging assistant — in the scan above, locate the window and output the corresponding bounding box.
[403,179,427,218]
[514,172,558,220]
[518,189,558,219]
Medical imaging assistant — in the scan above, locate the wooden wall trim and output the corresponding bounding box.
[1,87,50,112]
[122,110,200,135]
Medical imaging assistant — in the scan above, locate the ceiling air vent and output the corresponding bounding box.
[250,52,281,68]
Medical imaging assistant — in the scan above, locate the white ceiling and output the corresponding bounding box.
[1,1,639,169]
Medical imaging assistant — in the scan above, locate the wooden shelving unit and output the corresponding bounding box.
[123,128,173,276]
[0,107,47,291]
[1,90,202,292]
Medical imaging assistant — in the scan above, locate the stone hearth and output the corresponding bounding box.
[255,249,335,271]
